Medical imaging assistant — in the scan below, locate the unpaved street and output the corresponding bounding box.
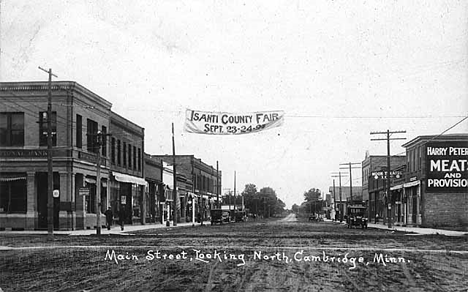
[1,217,467,292]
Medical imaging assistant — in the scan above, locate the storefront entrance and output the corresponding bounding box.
[37,173,59,230]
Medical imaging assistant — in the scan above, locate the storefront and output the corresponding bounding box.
[110,171,147,225]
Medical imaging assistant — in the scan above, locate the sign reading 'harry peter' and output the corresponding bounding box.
[426,141,468,193]
[184,109,284,135]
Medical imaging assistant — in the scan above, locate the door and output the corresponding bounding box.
[36,173,60,230]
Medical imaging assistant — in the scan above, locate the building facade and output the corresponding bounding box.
[151,155,222,223]
[0,81,146,230]
[108,112,146,226]
[392,134,468,227]
[362,155,406,223]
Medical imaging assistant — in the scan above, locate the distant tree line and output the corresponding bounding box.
[221,183,286,218]
[292,188,326,215]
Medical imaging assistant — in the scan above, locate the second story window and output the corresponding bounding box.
[76,114,82,148]
[123,142,127,167]
[101,126,107,157]
[0,112,24,147]
[86,119,99,153]
[111,138,116,164]
[138,148,141,171]
[117,139,121,166]
[133,146,136,170]
[39,112,57,146]
[128,145,132,169]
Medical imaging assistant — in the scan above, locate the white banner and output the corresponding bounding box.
[184,109,284,135]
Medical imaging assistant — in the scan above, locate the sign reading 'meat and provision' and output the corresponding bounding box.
[426,141,468,193]
[184,109,284,135]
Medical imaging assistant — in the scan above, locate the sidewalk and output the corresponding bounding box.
[367,222,468,237]
[0,221,203,236]
[327,219,467,236]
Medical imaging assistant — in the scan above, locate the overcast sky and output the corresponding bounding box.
[2,0,467,208]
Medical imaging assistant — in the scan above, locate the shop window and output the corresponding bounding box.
[0,176,27,213]
[76,114,82,148]
[85,183,96,213]
[0,112,25,146]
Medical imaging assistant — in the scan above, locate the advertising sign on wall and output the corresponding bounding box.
[426,141,468,193]
[184,109,284,135]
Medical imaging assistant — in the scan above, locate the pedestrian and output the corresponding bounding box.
[104,207,113,230]
[118,207,126,231]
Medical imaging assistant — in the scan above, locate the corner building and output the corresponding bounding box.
[394,134,468,227]
[0,81,145,230]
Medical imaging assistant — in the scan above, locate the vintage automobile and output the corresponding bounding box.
[308,213,323,222]
[210,209,230,225]
[346,204,368,229]
[234,210,247,222]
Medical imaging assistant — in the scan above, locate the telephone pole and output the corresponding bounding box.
[332,179,336,220]
[331,171,348,222]
[234,171,237,211]
[216,161,219,208]
[339,162,361,202]
[370,130,406,228]
[39,67,57,240]
[172,123,178,226]
[93,131,111,235]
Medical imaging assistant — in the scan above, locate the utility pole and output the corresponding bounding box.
[93,131,111,235]
[332,179,336,220]
[216,161,219,208]
[339,162,361,203]
[371,130,406,228]
[172,123,178,226]
[39,67,57,240]
[332,172,348,222]
[234,171,237,211]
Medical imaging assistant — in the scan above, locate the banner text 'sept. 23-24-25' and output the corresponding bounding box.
[184,109,284,135]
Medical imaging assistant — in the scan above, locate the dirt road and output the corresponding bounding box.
[1,217,467,291]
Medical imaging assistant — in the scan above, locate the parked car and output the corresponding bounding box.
[210,209,230,225]
[346,204,368,229]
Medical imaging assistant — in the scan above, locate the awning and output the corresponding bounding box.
[85,177,96,184]
[390,184,404,191]
[112,172,147,185]
[0,173,26,182]
[404,180,420,188]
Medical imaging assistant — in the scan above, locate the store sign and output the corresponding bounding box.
[426,141,468,193]
[184,109,284,135]
[78,188,89,196]
[0,149,47,157]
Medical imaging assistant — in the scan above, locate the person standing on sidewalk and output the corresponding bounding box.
[118,207,126,231]
[104,207,114,230]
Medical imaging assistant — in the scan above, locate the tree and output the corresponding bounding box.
[241,184,285,218]
[304,188,321,202]
[292,204,300,213]
[300,188,324,214]
[242,183,258,214]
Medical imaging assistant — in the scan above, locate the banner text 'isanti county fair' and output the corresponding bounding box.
[184,109,284,135]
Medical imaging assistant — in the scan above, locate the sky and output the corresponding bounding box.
[1,0,467,208]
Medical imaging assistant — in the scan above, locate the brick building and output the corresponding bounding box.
[362,155,406,223]
[0,81,146,230]
[391,134,468,227]
[151,155,222,222]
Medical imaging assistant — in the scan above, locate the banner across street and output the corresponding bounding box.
[184,109,285,135]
